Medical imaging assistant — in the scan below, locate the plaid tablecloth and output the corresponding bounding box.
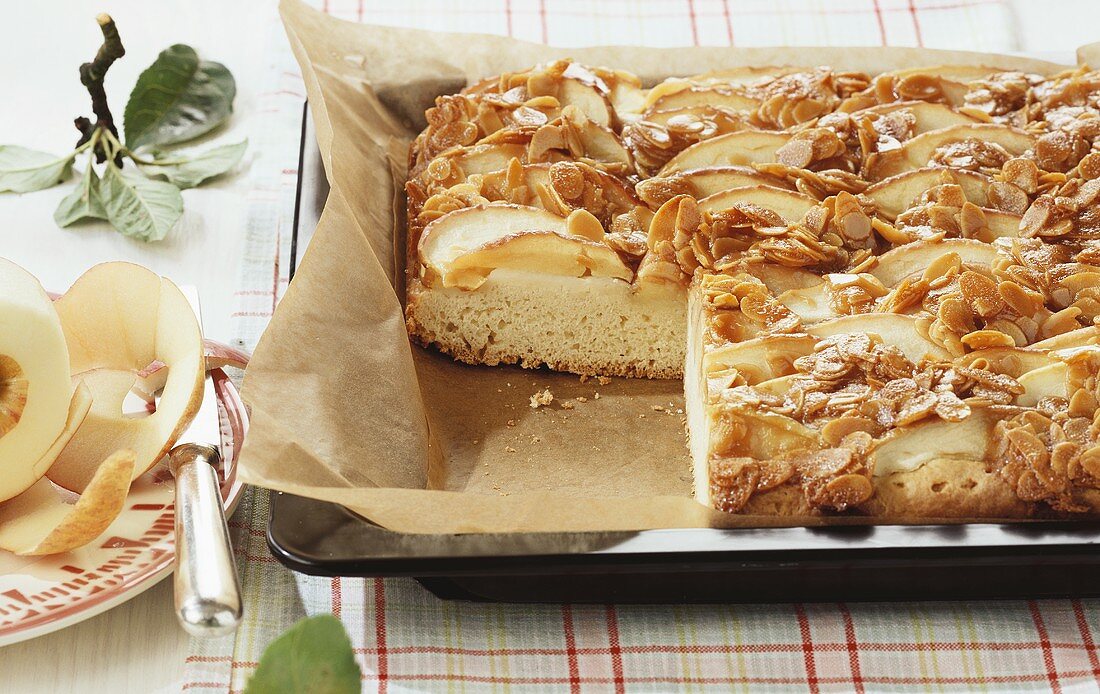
[183,1,1100,692]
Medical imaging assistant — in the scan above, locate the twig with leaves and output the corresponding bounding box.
[0,14,247,242]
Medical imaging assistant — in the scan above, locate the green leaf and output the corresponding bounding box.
[0,146,74,193]
[99,164,183,242]
[54,168,107,226]
[124,44,236,151]
[137,140,247,189]
[244,615,361,694]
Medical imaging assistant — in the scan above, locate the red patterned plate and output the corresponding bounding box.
[0,368,247,646]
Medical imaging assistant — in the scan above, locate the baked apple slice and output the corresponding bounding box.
[528,107,630,167]
[872,409,1001,476]
[808,313,951,362]
[647,86,759,115]
[868,239,999,286]
[876,65,1012,106]
[659,131,791,175]
[864,124,1034,181]
[696,185,817,220]
[1030,326,1099,350]
[430,143,528,181]
[47,263,205,493]
[851,101,982,135]
[478,160,642,214]
[418,204,631,289]
[776,282,836,324]
[744,263,822,294]
[955,347,1055,378]
[703,334,818,386]
[689,66,798,88]
[635,165,791,207]
[864,168,993,220]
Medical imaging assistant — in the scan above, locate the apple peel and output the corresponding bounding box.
[133,340,249,402]
[47,262,204,493]
[0,450,135,556]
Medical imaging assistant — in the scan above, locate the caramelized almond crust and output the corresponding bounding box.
[728,459,1044,519]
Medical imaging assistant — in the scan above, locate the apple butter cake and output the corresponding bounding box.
[404,59,1100,519]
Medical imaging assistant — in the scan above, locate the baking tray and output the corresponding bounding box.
[268,103,1100,603]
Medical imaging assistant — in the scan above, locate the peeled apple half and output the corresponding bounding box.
[47,263,205,492]
[0,258,80,502]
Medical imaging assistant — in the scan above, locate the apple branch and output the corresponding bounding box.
[76,14,125,162]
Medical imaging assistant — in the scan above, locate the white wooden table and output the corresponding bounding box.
[0,1,1096,692]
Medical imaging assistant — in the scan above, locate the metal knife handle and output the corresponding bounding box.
[170,443,242,637]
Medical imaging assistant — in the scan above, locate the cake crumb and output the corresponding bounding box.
[652,405,664,412]
[579,374,590,383]
[576,396,588,403]
[597,376,612,385]
[594,392,601,400]
[561,400,575,410]
[506,419,516,427]
[529,388,554,409]
[505,446,516,453]
[530,435,541,443]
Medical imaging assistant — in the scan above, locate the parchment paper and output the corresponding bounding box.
[238,0,1080,534]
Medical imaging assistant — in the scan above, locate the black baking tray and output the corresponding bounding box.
[267,104,1100,603]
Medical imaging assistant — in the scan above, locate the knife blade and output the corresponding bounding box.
[168,289,242,637]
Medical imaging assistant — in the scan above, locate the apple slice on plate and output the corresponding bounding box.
[47,263,205,493]
[0,450,134,556]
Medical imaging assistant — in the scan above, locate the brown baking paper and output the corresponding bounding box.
[238,0,1078,534]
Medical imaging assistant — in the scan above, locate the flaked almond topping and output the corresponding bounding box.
[930,138,1011,173]
[1001,157,1040,194]
[987,181,1029,214]
[776,128,846,169]
[709,456,796,514]
[565,209,605,241]
[994,393,1100,512]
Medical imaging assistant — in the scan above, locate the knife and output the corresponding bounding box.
[168,292,242,637]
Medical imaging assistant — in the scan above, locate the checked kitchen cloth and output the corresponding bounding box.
[182,1,1100,692]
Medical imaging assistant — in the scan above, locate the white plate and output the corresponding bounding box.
[0,369,247,647]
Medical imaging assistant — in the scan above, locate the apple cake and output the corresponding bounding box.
[404,59,1100,519]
